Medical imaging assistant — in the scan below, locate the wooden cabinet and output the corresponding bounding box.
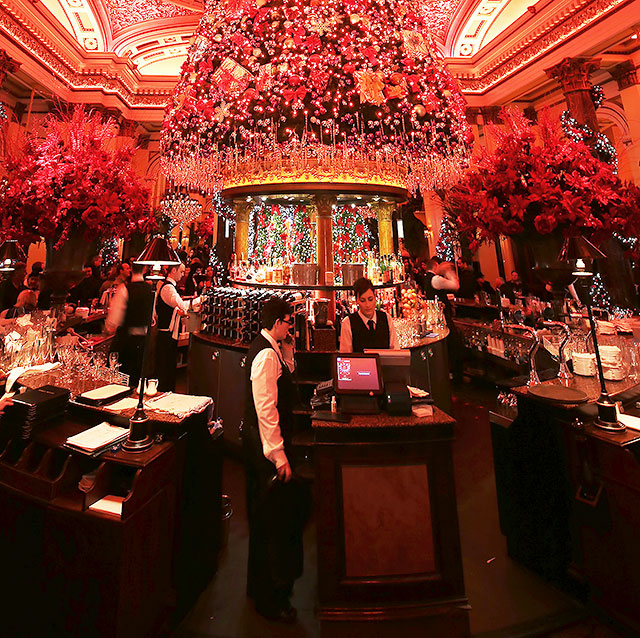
[313,412,469,638]
[0,409,222,638]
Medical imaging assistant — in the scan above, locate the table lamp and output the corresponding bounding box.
[0,240,26,272]
[122,236,181,452]
[558,236,624,432]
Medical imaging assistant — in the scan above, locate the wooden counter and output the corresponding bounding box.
[0,400,222,638]
[189,331,453,450]
[312,408,469,638]
[491,377,640,633]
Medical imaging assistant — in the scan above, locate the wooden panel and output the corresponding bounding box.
[341,464,435,578]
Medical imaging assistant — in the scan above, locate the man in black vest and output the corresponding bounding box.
[421,258,464,383]
[339,277,400,352]
[243,297,309,623]
[154,261,195,391]
[105,263,154,387]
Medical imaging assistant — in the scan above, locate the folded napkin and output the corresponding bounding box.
[145,393,212,419]
[408,385,429,398]
[617,413,640,432]
[6,362,61,393]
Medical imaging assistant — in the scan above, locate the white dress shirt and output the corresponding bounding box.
[339,309,400,352]
[250,329,295,469]
[104,282,128,334]
[428,269,459,291]
[159,277,191,314]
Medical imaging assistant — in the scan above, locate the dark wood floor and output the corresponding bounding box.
[171,377,627,638]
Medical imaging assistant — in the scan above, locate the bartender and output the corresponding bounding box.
[154,261,200,391]
[340,277,400,352]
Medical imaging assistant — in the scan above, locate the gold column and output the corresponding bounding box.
[314,193,336,286]
[373,200,395,256]
[234,201,253,260]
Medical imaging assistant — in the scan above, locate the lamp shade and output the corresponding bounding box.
[134,236,181,266]
[0,240,26,272]
[557,236,606,262]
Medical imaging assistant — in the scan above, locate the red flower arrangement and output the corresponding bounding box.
[447,108,640,253]
[0,107,155,248]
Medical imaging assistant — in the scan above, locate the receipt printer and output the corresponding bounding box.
[384,382,412,416]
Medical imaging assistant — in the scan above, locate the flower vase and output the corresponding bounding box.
[44,234,94,306]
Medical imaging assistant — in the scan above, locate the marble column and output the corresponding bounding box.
[233,201,253,260]
[314,193,336,286]
[372,201,395,256]
[545,57,601,131]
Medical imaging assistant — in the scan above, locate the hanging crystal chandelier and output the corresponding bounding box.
[160,192,203,226]
[159,0,473,196]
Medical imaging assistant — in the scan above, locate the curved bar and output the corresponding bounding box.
[228,279,405,291]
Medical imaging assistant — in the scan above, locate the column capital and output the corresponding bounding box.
[233,200,253,223]
[313,193,336,217]
[610,61,638,91]
[480,106,502,124]
[371,200,395,222]
[545,57,601,92]
[0,50,20,87]
[465,107,481,125]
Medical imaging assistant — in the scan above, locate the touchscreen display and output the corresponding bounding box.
[335,356,381,392]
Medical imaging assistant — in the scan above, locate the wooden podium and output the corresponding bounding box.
[312,409,469,638]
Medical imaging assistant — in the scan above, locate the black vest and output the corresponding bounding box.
[349,310,390,353]
[156,280,177,330]
[244,333,295,452]
[122,280,154,329]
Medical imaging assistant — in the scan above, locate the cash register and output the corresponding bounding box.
[333,353,384,414]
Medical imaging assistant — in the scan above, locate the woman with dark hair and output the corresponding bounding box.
[339,277,400,352]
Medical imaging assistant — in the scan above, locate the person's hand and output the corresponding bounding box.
[0,393,14,413]
[276,461,292,482]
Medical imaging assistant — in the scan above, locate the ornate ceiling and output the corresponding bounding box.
[0,0,637,121]
[34,0,538,76]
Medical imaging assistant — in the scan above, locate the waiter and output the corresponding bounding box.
[243,297,309,623]
[340,277,400,352]
[421,258,463,383]
[105,263,154,387]
[154,261,198,391]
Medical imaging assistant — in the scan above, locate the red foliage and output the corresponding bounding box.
[0,107,154,248]
[447,108,640,253]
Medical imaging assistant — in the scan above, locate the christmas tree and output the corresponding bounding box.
[333,204,373,279]
[290,205,315,263]
[435,213,458,262]
[161,0,472,194]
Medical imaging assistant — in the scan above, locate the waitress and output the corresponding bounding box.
[339,277,400,352]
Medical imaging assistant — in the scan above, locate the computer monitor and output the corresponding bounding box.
[363,349,411,385]
[333,353,383,395]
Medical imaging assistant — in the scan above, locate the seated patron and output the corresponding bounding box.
[1,289,37,319]
[0,262,26,311]
[69,263,102,307]
[340,277,400,352]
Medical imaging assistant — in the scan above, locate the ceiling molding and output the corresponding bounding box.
[450,0,634,94]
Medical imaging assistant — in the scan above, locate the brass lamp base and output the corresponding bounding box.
[593,396,625,433]
[122,410,153,452]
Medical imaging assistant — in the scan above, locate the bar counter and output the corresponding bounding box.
[312,407,469,637]
[491,371,640,632]
[0,396,222,638]
[188,329,453,449]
